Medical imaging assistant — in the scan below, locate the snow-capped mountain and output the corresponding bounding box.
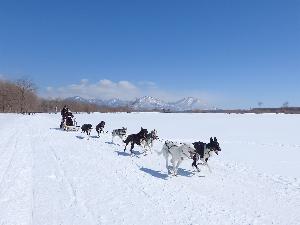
[65,96,209,111]
[104,98,130,108]
[171,97,208,110]
[66,96,88,103]
[131,96,170,110]
[87,99,106,105]
[66,96,129,107]
[66,96,106,106]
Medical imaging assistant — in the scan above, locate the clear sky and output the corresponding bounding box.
[0,0,299,108]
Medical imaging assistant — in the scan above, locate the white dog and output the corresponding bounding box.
[157,140,196,176]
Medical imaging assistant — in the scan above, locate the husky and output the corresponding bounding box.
[123,127,148,154]
[140,129,158,154]
[192,137,221,172]
[96,121,105,137]
[157,140,196,176]
[81,124,93,138]
[111,127,127,143]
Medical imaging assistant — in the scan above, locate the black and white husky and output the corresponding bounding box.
[81,124,93,139]
[96,121,105,137]
[192,137,221,172]
[111,127,127,143]
[140,129,158,154]
[124,127,148,154]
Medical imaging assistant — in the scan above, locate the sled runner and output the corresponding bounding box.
[63,124,80,131]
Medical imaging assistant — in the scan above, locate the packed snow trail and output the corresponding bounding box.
[0,113,299,225]
[0,115,33,225]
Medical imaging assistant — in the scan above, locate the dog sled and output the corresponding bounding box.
[60,117,80,131]
[63,123,80,131]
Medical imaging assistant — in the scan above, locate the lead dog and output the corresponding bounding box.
[192,137,221,172]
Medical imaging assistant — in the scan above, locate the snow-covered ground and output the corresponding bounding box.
[0,112,299,225]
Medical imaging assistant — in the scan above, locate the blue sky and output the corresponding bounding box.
[0,0,299,108]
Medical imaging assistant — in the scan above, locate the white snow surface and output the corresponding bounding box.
[0,112,299,225]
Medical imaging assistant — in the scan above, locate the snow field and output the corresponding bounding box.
[0,113,299,225]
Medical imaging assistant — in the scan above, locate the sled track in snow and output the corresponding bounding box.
[0,130,20,197]
[48,143,99,225]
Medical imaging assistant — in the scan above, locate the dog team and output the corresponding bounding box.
[60,106,222,176]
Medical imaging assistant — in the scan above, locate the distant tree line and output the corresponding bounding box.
[0,78,38,113]
[0,78,131,113]
[1,77,297,114]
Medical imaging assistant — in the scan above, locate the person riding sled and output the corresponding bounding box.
[61,105,68,119]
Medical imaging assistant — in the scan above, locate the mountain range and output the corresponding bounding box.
[66,96,211,111]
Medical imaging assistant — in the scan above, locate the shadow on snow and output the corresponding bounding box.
[139,167,168,180]
[114,150,143,157]
[139,166,194,179]
[49,128,64,131]
[90,135,99,139]
[75,135,85,139]
[105,141,119,145]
